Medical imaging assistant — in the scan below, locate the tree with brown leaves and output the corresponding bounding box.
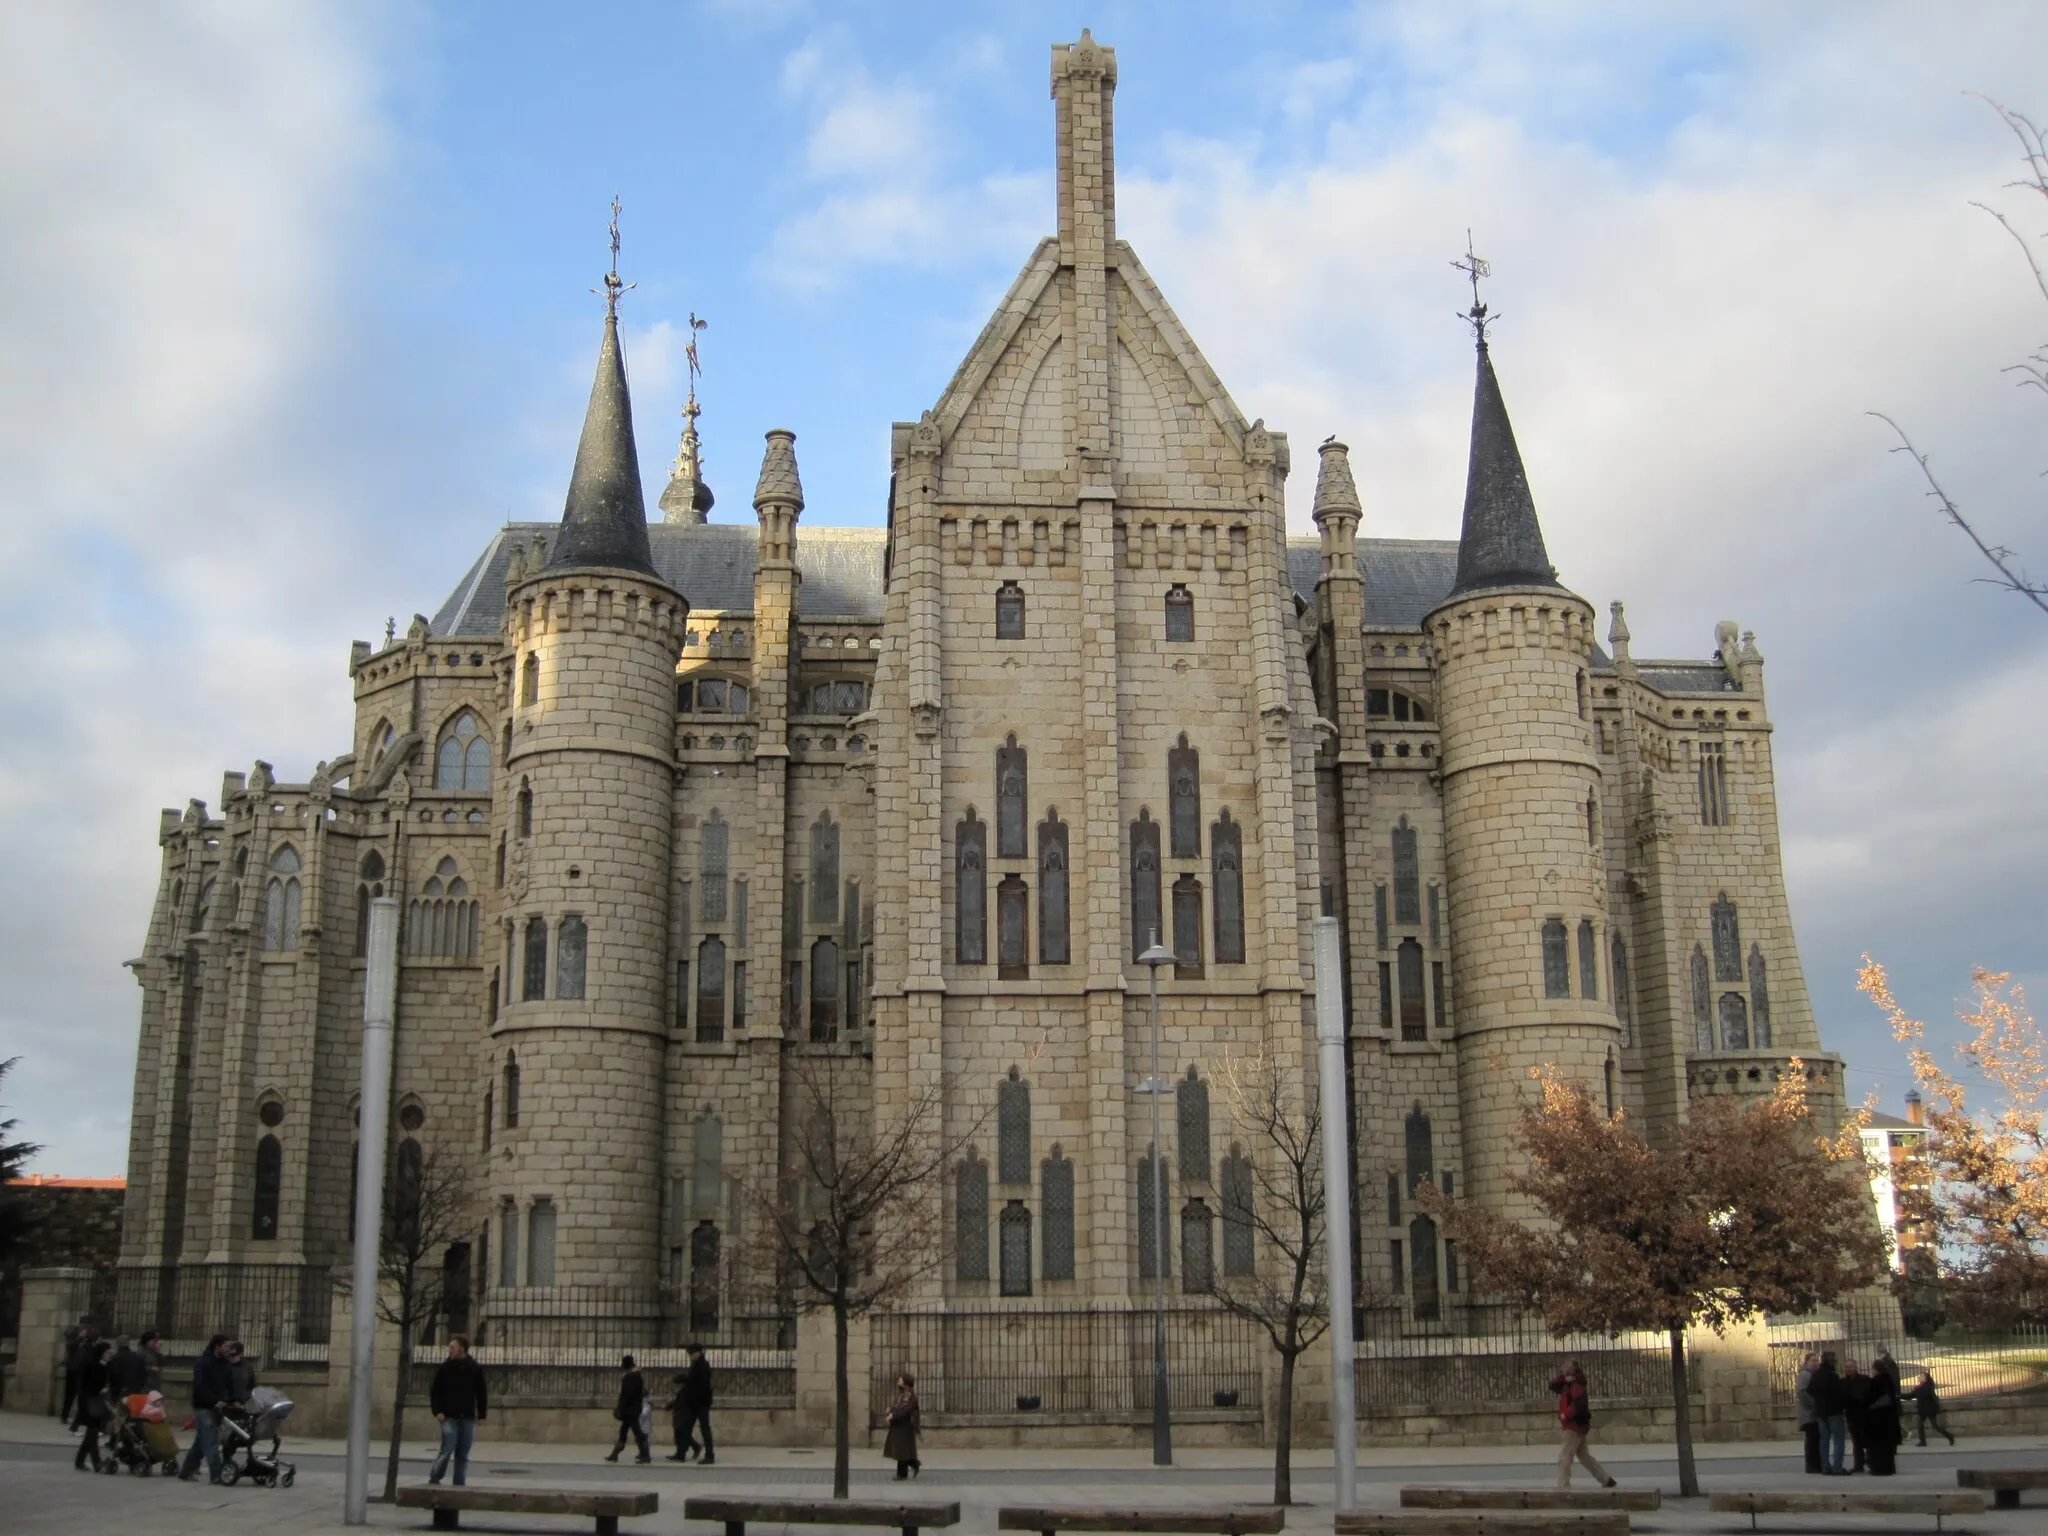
[1209,1044,1334,1506]
[1426,1069,1885,1496]
[1859,960,2048,1325]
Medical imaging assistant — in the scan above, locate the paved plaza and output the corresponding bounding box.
[4,1410,2042,1536]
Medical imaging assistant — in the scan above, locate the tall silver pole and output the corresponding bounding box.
[1313,916,1358,1511]
[1147,931,1172,1466]
[344,896,399,1525]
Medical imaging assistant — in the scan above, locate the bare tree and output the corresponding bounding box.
[1874,97,2048,616]
[743,1049,992,1499]
[1209,1044,1334,1506]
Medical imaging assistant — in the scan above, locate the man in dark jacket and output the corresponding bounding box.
[606,1353,650,1464]
[177,1335,236,1483]
[60,1318,94,1428]
[109,1337,149,1399]
[428,1335,488,1487]
[1811,1352,1848,1473]
[673,1344,714,1464]
[139,1330,166,1395]
[1842,1359,1872,1473]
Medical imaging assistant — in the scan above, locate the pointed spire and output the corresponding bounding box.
[661,311,714,525]
[1607,601,1631,662]
[546,310,656,575]
[1312,437,1362,519]
[1449,337,1560,596]
[753,428,805,512]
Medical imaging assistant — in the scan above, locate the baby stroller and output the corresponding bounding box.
[103,1392,181,1476]
[218,1387,296,1488]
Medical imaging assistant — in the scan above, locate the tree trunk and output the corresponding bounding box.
[832,1300,851,1499]
[383,1310,412,1503]
[1273,1347,1297,1506]
[1668,1324,1698,1498]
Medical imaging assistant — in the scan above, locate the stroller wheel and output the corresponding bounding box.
[281,1466,296,1488]
[220,1463,242,1487]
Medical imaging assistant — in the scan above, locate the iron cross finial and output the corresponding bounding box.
[1453,229,1495,345]
[593,196,636,316]
[685,311,708,416]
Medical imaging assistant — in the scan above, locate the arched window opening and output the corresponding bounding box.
[1164,584,1194,642]
[1604,1053,1618,1118]
[1698,740,1729,826]
[556,915,587,999]
[516,780,533,838]
[1405,1105,1434,1197]
[995,581,1025,640]
[809,936,840,1041]
[1587,793,1599,847]
[996,735,1028,859]
[1041,1146,1075,1282]
[1398,938,1426,1039]
[264,845,302,952]
[692,1112,723,1217]
[1612,934,1633,1041]
[1719,992,1751,1051]
[1366,690,1429,722]
[996,875,1028,979]
[696,937,726,1044]
[1578,919,1599,1001]
[999,1201,1032,1297]
[1211,810,1245,964]
[1392,817,1420,925]
[503,1052,520,1128]
[522,915,547,1001]
[1711,893,1742,980]
[1136,1143,1170,1280]
[526,1198,556,1287]
[1181,1199,1215,1294]
[701,812,729,923]
[435,710,491,791]
[498,1200,519,1288]
[1541,919,1570,998]
[1690,944,1713,1053]
[689,1221,721,1332]
[955,1150,990,1282]
[251,1135,281,1240]
[1409,1215,1441,1321]
[997,1068,1031,1186]
[1221,1145,1255,1277]
[1171,874,1204,977]
[1168,735,1201,858]
[521,652,539,707]
[809,812,839,923]
[392,1135,424,1249]
[1749,944,1772,1049]
[1129,810,1162,961]
[956,810,987,965]
[1177,1066,1211,1184]
[1037,811,1070,965]
[1576,668,1589,720]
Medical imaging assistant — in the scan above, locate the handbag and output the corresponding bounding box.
[638,1400,653,1438]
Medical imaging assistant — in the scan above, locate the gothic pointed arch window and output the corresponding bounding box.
[689,1220,721,1332]
[556,915,586,999]
[1171,874,1204,976]
[526,1197,556,1286]
[522,915,547,1001]
[701,812,729,923]
[436,710,491,791]
[1409,1214,1441,1321]
[955,809,987,965]
[1698,739,1728,825]
[1711,892,1742,980]
[521,652,539,707]
[1177,1066,1211,1184]
[1181,1198,1215,1294]
[1398,938,1426,1039]
[355,849,386,957]
[251,1134,281,1240]
[517,779,533,838]
[1168,735,1201,857]
[1220,1143,1254,1277]
[809,812,839,923]
[1392,817,1420,925]
[1212,809,1245,964]
[1611,933,1633,1042]
[263,846,301,951]
[997,1067,1031,1185]
[1578,919,1599,1001]
[995,581,1025,639]
[1137,1143,1170,1279]
[1541,919,1570,998]
[1129,810,1162,960]
[996,874,1029,978]
[1042,1145,1075,1281]
[999,1201,1032,1297]
[810,936,839,1041]
[1719,991,1751,1051]
[1164,584,1194,642]
[696,936,726,1043]
[1690,944,1713,1053]
[955,1149,989,1282]
[996,735,1028,858]
[1037,810,1069,965]
[1749,944,1772,1048]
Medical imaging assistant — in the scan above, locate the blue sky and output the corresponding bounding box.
[4,0,2047,1172]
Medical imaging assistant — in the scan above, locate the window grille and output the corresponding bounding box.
[1719,991,1751,1051]
[810,936,840,1041]
[1690,944,1713,1053]
[1164,584,1194,641]
[1577,918,1598,1001]
[1171,875,1204,976]
[1612,934,1632,1041]
[1409,1215,1441,1321]
[522,916,547,1001]
[997,875,1029,978]
[999,1201,1032,1297]
[696,937,725,1042]
[689,1221,721,1332]
[956,1151,989,1281]
[1212,811,1245,964]
[1220,1144,1254,1277]
[701,814,729,923]
[1038,812,1070,964]
[1041,1147,1075,1281]
[1177,1067,1211,1184]
[435,710,491,791]
[1181,1199,1215,1294]
[997,1069,1031,1185]
[1541,919,1570,998]
[1404,1105,1433,1195]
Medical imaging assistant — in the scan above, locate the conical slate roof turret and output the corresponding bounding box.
[753,428,805,511]
[1449,339,1559,596]
[546,311,657,576]
[1313,437,1362,518]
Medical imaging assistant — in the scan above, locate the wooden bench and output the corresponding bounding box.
[1401,1489,1661,1513]
[1336,1515,1629,1536]
[686,1496,962,1536]
[395,1484,657,1535]
[1956,1468,2048,1509]
[999,1508,1285,1536]
[1706,1492,1986,1533]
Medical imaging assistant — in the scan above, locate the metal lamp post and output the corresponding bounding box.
[1313,916,1359,1510]
[344,896,399,1525]
[1137,930,1177,1467]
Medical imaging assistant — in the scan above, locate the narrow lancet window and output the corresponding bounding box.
[1393,817,1420,925]
[1164,584,1194,642]
[522,915,547,1000]
[997,1067,1031,1185]
[999,1201,1032,1297]
[1711,892,1742,980]
[1037,810,1070,965]
[1130,810,1162,959]
[809,812,839,923]
[555,915,586,999]
[996,735,1028,858]
[1398,938,1426,1039]
[1690,944,1713,1053]
[1171,874,1203,976]
[1749,944,1772,1049]
[955,1150,989,1281]
[810,936,840,1041]
[1541,919,1570,998]
[1042,1145,1075,1281]
[1720,991,1751,1051]
[1177,1066,1211,1184]
[701,814,729,923]
[956,809,987,964]
[1578,918,1598,1001]
[1168,734,1201,857]
[696,937,725,1042]
[1220,1144,1254,1277]
[1137,1144,1171,1280]
[996,874,1028,978]
[1212,809,1245,964]
[995,581,1025,639]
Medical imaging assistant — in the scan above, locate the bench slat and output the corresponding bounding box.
[395,1486,658,1515]
[1336,1514,1629,1536]
[685,1498,962,1528]
[998,1508,1285,1535]
[1401,1489,1659,1512]
[1956,1468,2048,1488]
[1706,1493,1985,1514]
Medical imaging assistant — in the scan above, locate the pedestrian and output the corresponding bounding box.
[428,1335,488,1487]
[1866,1351,1903,1476]
[177,1334,235,1483]
[225,1338,257,1403]
[1548,1359,1618,1490]
[1811,1351,1848,1474]
[60,1316,94,1428]
[73,1340,114,1472]
[606,1353,651,1464]
[1795,1351,1823,1474]
[139,1330,166,1395]
[1842,1358,1871,1473]
[673,1344,715,1464]
[884,1371,921,1480]
[110,1336,149,1401]
[1907,1370,1956,1446]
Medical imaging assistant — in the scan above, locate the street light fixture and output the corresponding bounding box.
[1137,929,1176,1467]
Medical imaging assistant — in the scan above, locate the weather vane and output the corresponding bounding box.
[1452,229,1495,344]
[684,311,708,424]
[593,196,636,316]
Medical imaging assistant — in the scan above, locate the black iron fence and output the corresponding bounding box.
[1767,1294,2048,1406]
[1353,1302,1678,1416]
[870,1307,1267,1425]
[102,1265,332,1347]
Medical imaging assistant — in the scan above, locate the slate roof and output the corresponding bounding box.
[1637,664,1740,696]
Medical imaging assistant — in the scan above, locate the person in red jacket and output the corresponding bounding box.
[1550,1360,1619,1490]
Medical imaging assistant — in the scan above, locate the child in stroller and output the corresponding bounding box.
[217,1387,297,1488]
[102,1390,181,1476]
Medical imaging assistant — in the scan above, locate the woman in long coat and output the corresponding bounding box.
[884,1372,921,1480]
[1866,1352,1904,1476]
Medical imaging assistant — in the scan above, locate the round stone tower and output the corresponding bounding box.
[491,299,684,1300]
[1428,332,1618,1219]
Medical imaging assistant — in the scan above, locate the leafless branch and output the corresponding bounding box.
[1870,413,2048,616]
